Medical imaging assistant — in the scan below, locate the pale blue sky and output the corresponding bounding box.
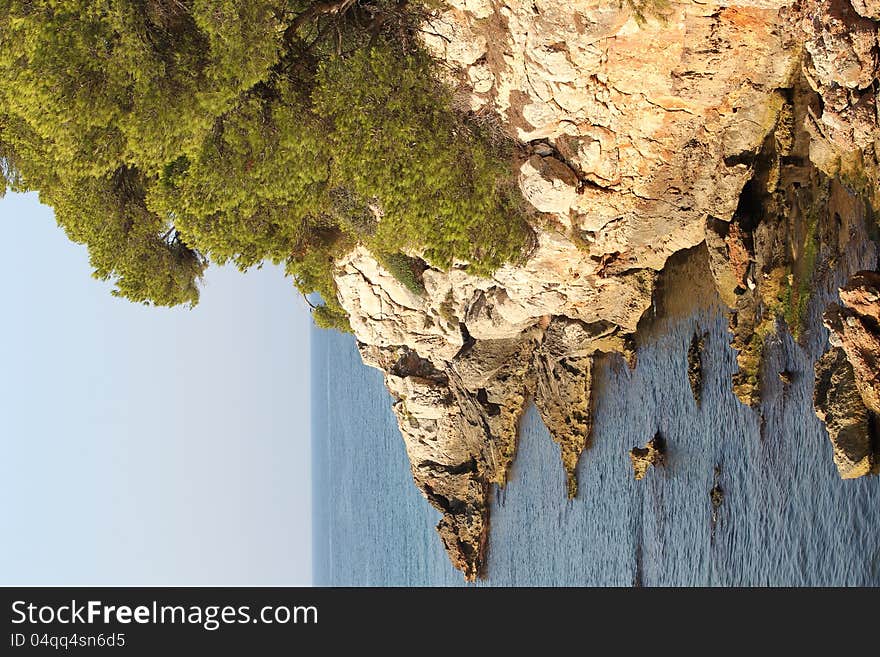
[0,191,312,585]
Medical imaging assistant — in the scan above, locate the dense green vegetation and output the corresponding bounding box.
[0,0,529,330]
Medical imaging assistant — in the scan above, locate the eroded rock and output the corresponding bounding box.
[814,347,876,478]
[532,318,602,498]
[629,432,666,481]
[828,271,880,413]
[372,336,539,581]
[688,332,707,407]
[518,155,579,219]
[851,0,880,19]
[813,270,880,479]
[799,0,880,204]
[328,1,880,579]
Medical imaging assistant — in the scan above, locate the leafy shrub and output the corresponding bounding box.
[314,44,530,275]
[377,252,426,296]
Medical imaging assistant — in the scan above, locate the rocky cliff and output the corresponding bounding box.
[330,0,880,580]
[815,271,880,477]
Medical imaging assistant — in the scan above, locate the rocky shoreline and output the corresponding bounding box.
[330,0,880,580]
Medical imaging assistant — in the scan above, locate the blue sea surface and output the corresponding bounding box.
[312,248,880,585]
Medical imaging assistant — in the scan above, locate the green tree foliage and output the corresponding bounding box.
[0,0,280,176]
[0,0,529,325]
[376,251,426,296]
[314,46,528,274]
[148,80,330,269]
[50,168,207,307]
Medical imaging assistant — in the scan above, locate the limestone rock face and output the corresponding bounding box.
[834,272,880,411]
[330,1,880,579]
[424,0,800,273]
[814,347,876,479]
[800,0,880,202]
[823,271,880,415]
[532,318,603,499]
[814,271,880,479]
[851,0,880,19]
[518,155,579,217]
[337,234,653,358]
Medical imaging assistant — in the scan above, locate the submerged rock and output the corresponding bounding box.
[778,370,797,387]
[629,432,666,481]
[688,332,707,407]
[710,485,724,513]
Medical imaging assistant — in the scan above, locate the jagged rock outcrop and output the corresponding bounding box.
[799,0,880,205]
[329,1,880,578]
[814,347,876,478]
[815,271,880,478]
[532,318,615,498]
[825,272,880,412]
[356,317,620,579]
[629,432,666,480]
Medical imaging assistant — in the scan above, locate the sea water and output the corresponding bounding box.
[312,246,880,586]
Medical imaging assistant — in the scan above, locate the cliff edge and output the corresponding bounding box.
[330,0,880,580]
